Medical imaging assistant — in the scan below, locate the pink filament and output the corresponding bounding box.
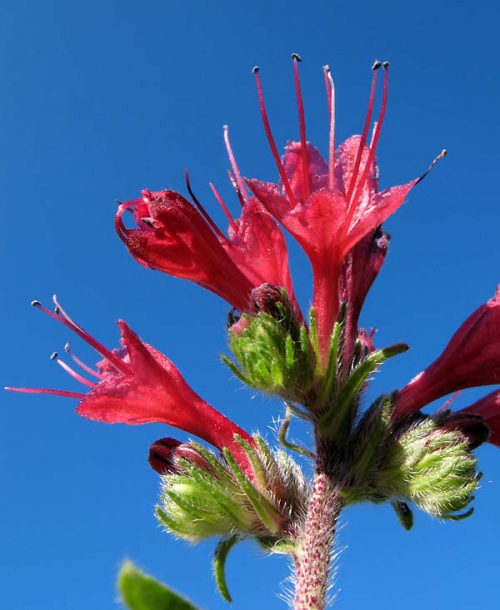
[292,56,310,201]
[253,68,298,207]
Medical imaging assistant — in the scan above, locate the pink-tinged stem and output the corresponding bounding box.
[293,463,342,610]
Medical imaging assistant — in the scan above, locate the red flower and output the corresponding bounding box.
[7,298,255,477]
[116,189,255,312]
[246,60,422,359]
[460,389,500,447]
[394,286,500,420]
[115,127,299,315]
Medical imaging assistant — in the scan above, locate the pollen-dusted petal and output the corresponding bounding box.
[343,180,418,257]
[282,142,329,203]
[334,135,378,198]
[245,179,292,220]
[395,286,500,419]
[224,198,297,308]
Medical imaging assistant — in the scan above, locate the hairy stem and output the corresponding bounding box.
[293,458,342,610]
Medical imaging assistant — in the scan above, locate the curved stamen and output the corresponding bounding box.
[184,171,224,238]
[223,125,250,204]
[252,66,298,207]
[115,204,132,242]
[435,390,463,416]
[209,182,239,234]
[346,61,382,203]
[345,62,389,233]
[5,386,86,398]
[292,53,310,201]
[52,352,94,387]
[415,149,447,185]
[323,66,336,190]
[32,299,130,376]
[65,343,104,380]
[227,170,247,208]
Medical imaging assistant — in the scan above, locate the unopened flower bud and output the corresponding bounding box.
[149,437,218,475]
[224,287,315,402]
[376,416,480,520]
[437,412,490,450]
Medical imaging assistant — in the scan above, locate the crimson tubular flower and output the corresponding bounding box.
[394,286,500,444]
[115,126,298,315]
[7,297,255,478]
[246,58,424,359]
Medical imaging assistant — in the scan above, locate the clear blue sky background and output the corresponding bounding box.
[2,1,499,609]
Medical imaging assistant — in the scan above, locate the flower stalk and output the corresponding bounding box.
[293,453,343,610]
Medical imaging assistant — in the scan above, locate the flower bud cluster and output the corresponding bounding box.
[153,435,307,548]
[342,398,486,522]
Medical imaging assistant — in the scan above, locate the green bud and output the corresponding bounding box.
[155,436,307,545]
[376,416,480,520]
[224,285,315,404]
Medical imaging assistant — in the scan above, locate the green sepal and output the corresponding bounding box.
[318,343,408,439]
[224,446,283,534]
[213,535,239,602]
[346,396,394,489]
[308,307,322,374]
[377,417,480,520]
[256,535,298,554]
[225,295,315,403]
[316,320,342,407]
[391,500,414,531]
[278,406,314,457]
[444,506,475,521]
[118,560,199,610]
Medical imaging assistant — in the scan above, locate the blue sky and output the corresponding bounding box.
[2,1,500,609]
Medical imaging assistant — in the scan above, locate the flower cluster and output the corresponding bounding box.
[9,56,500,605]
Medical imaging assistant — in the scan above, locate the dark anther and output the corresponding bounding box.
[31,300,41,307]
[252,66,260,73]
[50,352,58,360]
[383,61,390,69]
[291,53,302,62]
[372,60,382,70]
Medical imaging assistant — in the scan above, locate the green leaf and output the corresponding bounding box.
[391,500,414,531]
[213,535,239,602]
[118,561,199,610]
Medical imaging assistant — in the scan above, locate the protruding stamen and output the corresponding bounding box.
[345,63,390,231]
[209,182,238,234]
[140,217,154,227]
[52,354,94,387]
[253,68,298,207]
[115,202,134,243]
[346,62,381,203]
[415,149,447,185]
[435,390,462,415]
[184,171,224,238]
[227,170,246,208]
[223,125,249,204]
[292,54,310,200]
[5,387,86,399]
[34,297,130,376]
[323,66,336,190]
[65,343,104,380]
